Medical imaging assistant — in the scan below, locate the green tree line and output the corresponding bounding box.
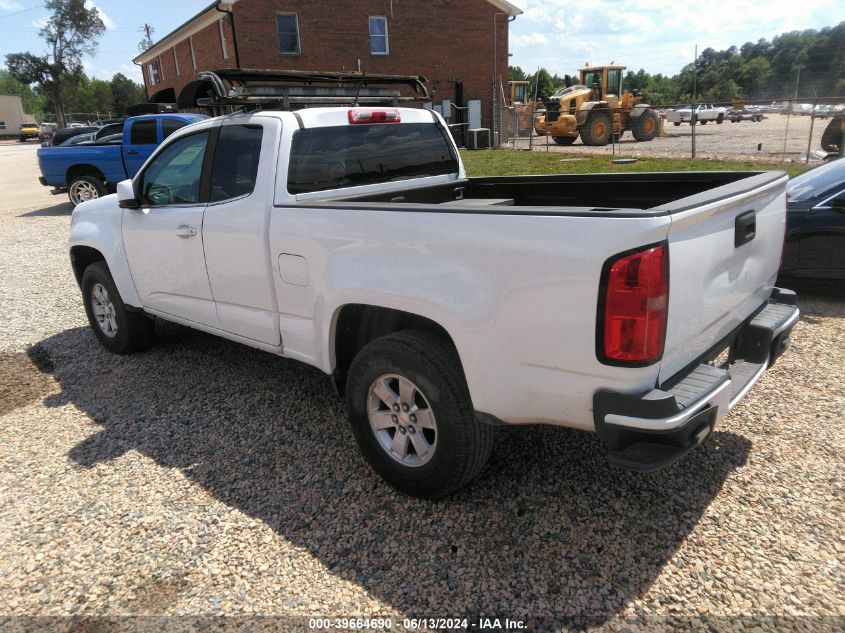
[510,22,845,105]
[0,69,146,122]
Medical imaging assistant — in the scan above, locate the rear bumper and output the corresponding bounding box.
[593,287,799,472]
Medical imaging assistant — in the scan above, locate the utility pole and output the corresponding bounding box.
[138,23,154,52]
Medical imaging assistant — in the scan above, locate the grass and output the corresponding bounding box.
[460,149,814,178]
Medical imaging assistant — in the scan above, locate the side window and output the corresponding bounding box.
[140,132,209,206]
[0,121,5,130]
[369,16,388,55]
[606,69,622,96]
[130,120,158,145]
[277,13,301,54]
[209,125,263,202]
[162,118,187,140]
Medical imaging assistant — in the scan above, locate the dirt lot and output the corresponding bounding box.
[0,141,843,631]
[511,113,836,162]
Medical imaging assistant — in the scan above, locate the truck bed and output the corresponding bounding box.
[314,171,783,216]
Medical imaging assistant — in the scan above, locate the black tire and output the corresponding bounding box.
[632,109,659,141]
[345,331,493,499]
[81,261,155,354]
[673,121,681,127]
[552,136,576,146]
[68,174,106,207]
[580,110,612,146]
[820,115,844,153]
[700,120,708,125]
[716,114,724,124]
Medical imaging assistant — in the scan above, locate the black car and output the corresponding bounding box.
[781,158,845,279]
[48,126,98,147]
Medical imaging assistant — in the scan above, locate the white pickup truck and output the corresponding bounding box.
[69,106,799,498]
[666,104,728,126]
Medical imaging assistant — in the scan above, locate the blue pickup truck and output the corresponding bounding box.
[38,113,207,206]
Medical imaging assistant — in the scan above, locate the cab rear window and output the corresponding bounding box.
[288,123,458,195]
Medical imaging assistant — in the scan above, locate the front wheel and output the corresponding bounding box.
[81,262,155,354]
[346,331,493,499]
[68,175,105,207]
[580,111,612,146]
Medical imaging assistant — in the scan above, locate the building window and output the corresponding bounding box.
[148,61,161,85]
[173,47,180,76]
[0,121,6,130]
[276,13,300,55]
[369,16,388,55]
[189,36,197,69]
[219,19,229,60]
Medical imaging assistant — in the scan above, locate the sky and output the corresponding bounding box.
[0,0,840,85]
[508,0,839,78]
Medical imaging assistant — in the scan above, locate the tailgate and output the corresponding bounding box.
[658,172,788,384]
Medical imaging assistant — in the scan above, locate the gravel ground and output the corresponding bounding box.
[0,142,843,631]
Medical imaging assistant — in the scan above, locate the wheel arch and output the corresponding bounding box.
[329,303,464,396]
[66,164,107,186]
[70,245,106,287]
[575,101,610,126]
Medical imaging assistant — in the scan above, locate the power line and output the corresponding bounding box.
[0,3,42,19]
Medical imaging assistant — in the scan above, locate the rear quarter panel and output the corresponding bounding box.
[37,145,126,187]
[269,205,672,429]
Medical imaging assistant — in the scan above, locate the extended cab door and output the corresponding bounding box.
[201,118,281,346]
[122,127,220,327]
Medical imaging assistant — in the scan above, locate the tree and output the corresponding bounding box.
[0,70,48,119]
[5,0,105,128]
[508,66,526,81]
[110,73,146,116]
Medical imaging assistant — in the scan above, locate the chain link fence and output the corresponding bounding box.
[503,96,845,163]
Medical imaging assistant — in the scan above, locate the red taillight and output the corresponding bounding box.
[348,108,401,124]
[600,243,669,365]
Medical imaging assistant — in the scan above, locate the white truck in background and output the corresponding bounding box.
[666,103,728,125]
[68,104,799,498]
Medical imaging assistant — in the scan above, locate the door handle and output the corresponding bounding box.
[177,224,197,238]
[126,149,139,155]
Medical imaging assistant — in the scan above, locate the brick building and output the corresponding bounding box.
[133,0,521,128]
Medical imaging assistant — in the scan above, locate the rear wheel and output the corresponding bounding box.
[632,109,659,141]
[81,262,155,354]
[820,115,844,153]
[552,136,576,146]
[580,111,612,146]
[673,122,681,127]
[68,175,105,207]
[346,331,493,499]
[700,120,708,125]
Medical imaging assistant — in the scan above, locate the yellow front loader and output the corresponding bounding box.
[534,65,659,146]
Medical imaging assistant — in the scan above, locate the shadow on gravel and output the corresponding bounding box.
[36,324,752,623]
[17,201,73,217]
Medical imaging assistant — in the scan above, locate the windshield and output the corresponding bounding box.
[786,158,845,202]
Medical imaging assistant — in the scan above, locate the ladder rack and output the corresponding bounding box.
[195,69,430,110]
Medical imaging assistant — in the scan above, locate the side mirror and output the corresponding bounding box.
[117,179,139,209]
